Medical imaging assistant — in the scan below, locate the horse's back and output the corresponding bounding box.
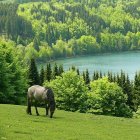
[28,85,46,101]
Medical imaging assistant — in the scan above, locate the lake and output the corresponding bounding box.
[50,51,140,80]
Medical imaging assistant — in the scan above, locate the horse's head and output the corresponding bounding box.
[44,87,55,118]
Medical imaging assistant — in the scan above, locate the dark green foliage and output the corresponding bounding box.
[45,71,88,113]
[82,71,86,81]
[133,72,140,111]
[58,64,64,76]
[76,68,80,75]
[45,63,52,81]
[28,59,40,86]
[89,77,133,118]
[0,41,28,104]
[0,4,34,42]
[107,71,136,111]
[52,63,59,79]
[33,37,40,51]
[71,66,76,71]
[85,69,90,85]
[93,71,100,81]
[125,75,135,111]
[1,1,140,60]
[39,66,45,85]
[108,71,113,82]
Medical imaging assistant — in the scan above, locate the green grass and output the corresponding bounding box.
[0,104,140,140]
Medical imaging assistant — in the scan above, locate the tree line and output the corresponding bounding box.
[28,59,140,117]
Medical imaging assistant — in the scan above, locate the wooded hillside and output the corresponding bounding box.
[0,0,140,59]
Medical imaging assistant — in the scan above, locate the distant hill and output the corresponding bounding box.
[0,0,140,59]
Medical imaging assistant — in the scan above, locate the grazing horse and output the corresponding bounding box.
[26,85,55,118]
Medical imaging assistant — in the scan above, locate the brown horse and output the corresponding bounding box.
[26,85,55,118]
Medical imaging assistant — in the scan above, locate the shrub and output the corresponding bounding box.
[88,77,133,117]
[44,71,88,112]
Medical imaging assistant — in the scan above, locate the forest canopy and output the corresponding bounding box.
[0,0,140,60]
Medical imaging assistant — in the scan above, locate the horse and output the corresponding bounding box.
[26,85,56,118]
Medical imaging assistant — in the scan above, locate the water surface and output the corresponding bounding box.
[52,51,140,80]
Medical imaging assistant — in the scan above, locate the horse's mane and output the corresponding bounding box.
[45,87,54,101]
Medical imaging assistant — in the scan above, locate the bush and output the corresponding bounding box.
[44,71,88,112]
[88,77,133,117]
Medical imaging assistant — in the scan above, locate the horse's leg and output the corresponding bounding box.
[29,99,32,115]
[50,104,55,118]
[26,96,30,114]
[50,111,54,118]
[45,103,49,116]
[34,101,39,116]
[27,97,32,115]
[50,102,55,118]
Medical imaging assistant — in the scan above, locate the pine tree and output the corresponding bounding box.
[94,71,99,80]
[40,66,45,86]
[108,71,113,82]
[99,71,102,78]
[45,63,52,82]
[133,72,140,111]
[52,63,59,79]
[71,65,76,71]
[85,69,90,85]
[58,64,64,76]
[33,37,40,51]
[77,68,80,75]
[82,71,86,82]
[125,75,134,111]
[28,59,40,86]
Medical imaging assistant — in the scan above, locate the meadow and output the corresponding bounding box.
[0,104,140,140]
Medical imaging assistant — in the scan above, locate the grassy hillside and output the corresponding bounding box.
[0,104,140,140]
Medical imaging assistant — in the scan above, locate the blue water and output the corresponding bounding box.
[52,51,140,80]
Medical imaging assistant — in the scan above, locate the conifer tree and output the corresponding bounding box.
[125,75,135,110]
[52,63,59,79]
[28,59,40,86]
[58,64,64,76]
[71,65,76,71]
[45,63,52,82]
[95,71,99,80]
[85,69,90,85]
[33,37,40,51]
[77,68,80,75]
[99,71,102,78]
[108,71,113,82]
[82,71,86,82]
[133,72,140,111]
[40,66,45,86]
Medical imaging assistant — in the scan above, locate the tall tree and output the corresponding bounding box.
[40,66,45,86]
[0,41,28,104]
[58,64,64,76]
[45,63,52,82]
[28,59,40,86]
[85,69,90,85]
[133,72,140,111]
[52,63,59,79]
